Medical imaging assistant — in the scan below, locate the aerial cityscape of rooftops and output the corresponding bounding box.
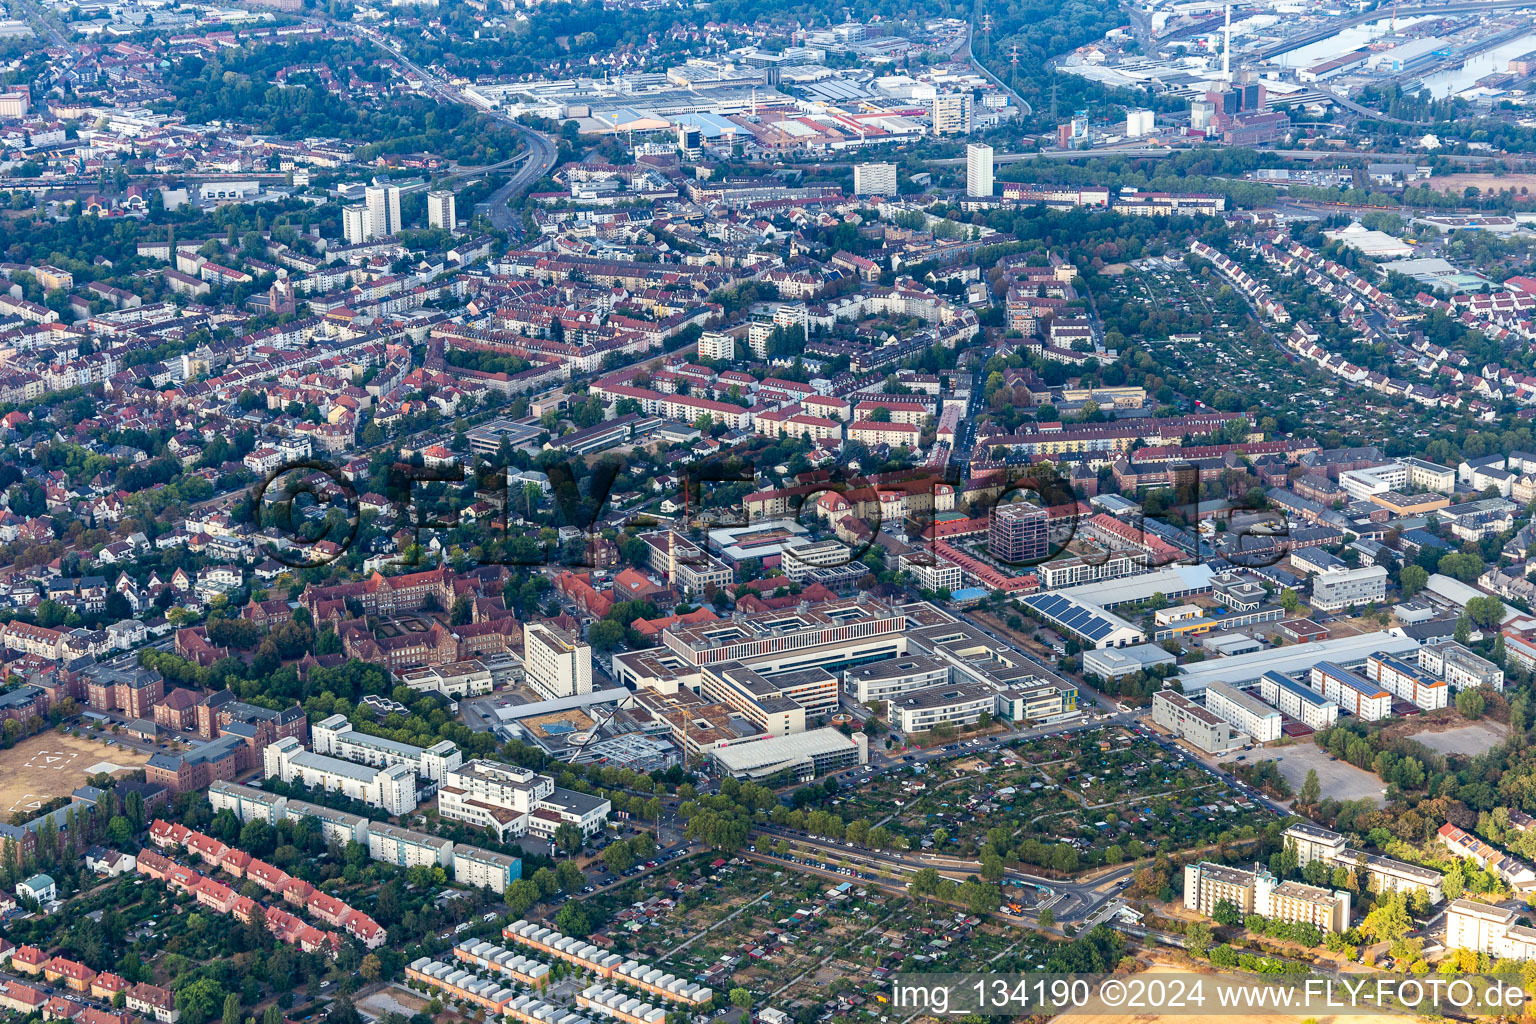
[28,0,1536,1016]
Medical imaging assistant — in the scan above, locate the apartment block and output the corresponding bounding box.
[262,737,418,816]
[1364,652,1448,710]
[1310,565,1388,612]
[1446,899,1536,959]
[1309,662,1393,720]
[1258,671,1338,730]
[1282,823,1444,902]
[523,622,593,700]
[1419,641,1504,692]
[1184,861,1350,932]
[1202,679,1282,743]
[1152,690,1241,753]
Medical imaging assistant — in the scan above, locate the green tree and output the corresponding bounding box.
[1038,907,1055,929]
[729,989,752,1009]
[589,620,625,652]
[1457,688,1486,720]
[1299,769,1321,806]
[554,822,584,857]
[1400,564,1428,597]
[505,879,540,916]
[1185,920,1213,958]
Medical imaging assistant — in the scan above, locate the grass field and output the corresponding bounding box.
[0,731,150,818]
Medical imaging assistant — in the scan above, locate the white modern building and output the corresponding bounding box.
[1283,822,1444,902]
[427,189,457,232]
[208,780,370,847]
[1184,861,1350,933]
[853,162,898,196]
[1364,652,1448,710]
[708,729,868,781]
[697,331,735,362]
[1311,565,1388,612]
[966,143,993,197]
[263,737,418,816]
[368,821,454,867]
[438,759,611,841]
[1203,679,1282,742]
[1446,899,1536,959]
[888,682,995,734]
[452,843,522,890]
[1338,463,1408,501]
[1152,689,1241,753]
[397,661,494,699]
[1419,641,1504,692]
[1258,671,1339,730]
[343,206,370,245]
[524,622,593,700]
[313,714,463,782]
[364,183,401,239]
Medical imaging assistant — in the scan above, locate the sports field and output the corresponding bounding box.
[0,731,150,818]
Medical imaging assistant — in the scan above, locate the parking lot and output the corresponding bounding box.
[1227,741,1385,806]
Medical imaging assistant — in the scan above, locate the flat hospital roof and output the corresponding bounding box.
[709,729,859,771]
[1178,631,1418,694]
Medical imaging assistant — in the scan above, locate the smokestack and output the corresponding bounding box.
[1222,2,1231,82]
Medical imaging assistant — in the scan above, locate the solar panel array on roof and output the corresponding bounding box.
[1022,593,1120,642]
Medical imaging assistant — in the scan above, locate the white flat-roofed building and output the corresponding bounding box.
[853,162,898,196]
[398,660,494,698]
[439,759,551,840]
[313,714,462,782]
[1081,643,1177,680]
[707,728,868,781]
[1259,672,1339,730]
[1364,652,1448,710]
[262,737,418,815]
[207,781,370,846]
[1284,823,1349,867]
[1420,641,1504,692]
[888,682,996,734]
[1185,861,1350,932]
[1259,874,1351,933]
[1152,690,1241,753]
[897,551,964,593]
[1203,679,1282,743]
[781,539,853,582]
[1037,550,1150,590]
[1445,899,1536,958]
[845,654,951,704]
[1399,457,1456,494]
[1184,861,1257,915]
[528,787,611,839]
[1311,565,1388,612]
[1338,463,1408,501]
[1282,823,1442,902]
[208,779,285,824]
[368,821,454,868]
[1310,662,1393,720]
[524,622,593,700]
[452,844,522,891]
[440,759,610,840]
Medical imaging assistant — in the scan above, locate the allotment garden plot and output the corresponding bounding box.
[821,729,1275,868]
[580,859,1041,1016]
